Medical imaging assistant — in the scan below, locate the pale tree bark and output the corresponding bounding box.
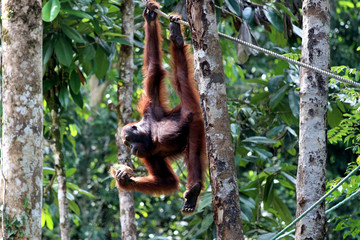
[113,0,137,238]
[186,1,244,239]
[48,92,70,240]
[0,0,43,239]
[295,0,330,239]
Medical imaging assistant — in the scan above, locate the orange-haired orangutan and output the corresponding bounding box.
[111,0,206,214]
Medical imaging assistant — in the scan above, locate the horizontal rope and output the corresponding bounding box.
[149,6,360,88]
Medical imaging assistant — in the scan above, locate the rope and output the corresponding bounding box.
[149,6,360,88]
[271,164,360,240]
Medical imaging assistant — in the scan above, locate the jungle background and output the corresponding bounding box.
[2,0,359,239]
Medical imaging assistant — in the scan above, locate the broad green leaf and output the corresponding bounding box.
[242,7,254,22]
[65,168,77,177]
[271,193,292,224]
[270,84,289,109]
[264,7,284,32]
[197,192,212,212]
[43,78,57,93]
[239,196,255,221]
[281,171,296,186]
[327,105,343,128]
[69,124,78,137]
[61,24,87,44]
[45,208,54,230]
[94,47,110,79]
[43,167,55,175]
[225,0,241,16]
[70,88,84,108]
[68,200,81,215]
[67,182,95,198]
[83,45,96,61]
[55,36,73,67]
[274,2,298,23]
[268,75,284,92]
[266,125,285,137]
[254,147,273,159]
[41,209,46,227]
[288,89,300,118]
[338,1,355,8]
[268,25,287,47]
[264,175,275,209]
[43,38,54,65]
[243,136,277,144]
[258,233,277,240]
[42,0,61,22]
[59,86,69,108]
[193,214,213,237]
[292,24,302,38]
[63,8,93,19]
[70,72,81,94]
[251,92,270,105]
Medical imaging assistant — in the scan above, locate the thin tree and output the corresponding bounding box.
[0,0,43,239]
[295,0,330,239]
[46,86,71,240]
[112,0,137,238]
[186,1,245,239]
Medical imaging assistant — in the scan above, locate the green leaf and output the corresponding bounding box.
[107,38,132,46]
[65,168,77,177]
[338,1,355,8]
[225,0,241,16]
[45,208,54,230]
[197,192,212,212]
[264,7,284,32]
[41,209,46,227]
[288,89,300,118]
[55,36,73,67]
[243,136,277,144]
[42,0,61,22]
[43,167,55,175]
[270,84,289,109]
[68,200,81,215]
[43,78,57,94]
[264,175,275,209]
[70,72,81,94]
[193,214,213,237]
[254,147,273,159]
[63,8,93,19]
[61,24,87,44]
[43,38,54,66]
[258,233,277,240]
[271,193,292,224]
[94,47,110,79]
[274,2,298,23]
[59,86,70,108]
[83,45,96,61]
[67,182,95,198]
[242,7,254,23]
[268,75,284,92]
[266,125,286,137]
[70,88,84,108]
[327,105,343,128]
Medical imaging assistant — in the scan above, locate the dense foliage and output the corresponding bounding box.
[1,0,359,239]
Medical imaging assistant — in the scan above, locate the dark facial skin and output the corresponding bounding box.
[121,120,153,158]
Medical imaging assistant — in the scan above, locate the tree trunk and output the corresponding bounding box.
[295,0,330,239]
[49,95,71,240]
[114,0,137,239]
[186,1,244,239]
[0,0,43,239]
